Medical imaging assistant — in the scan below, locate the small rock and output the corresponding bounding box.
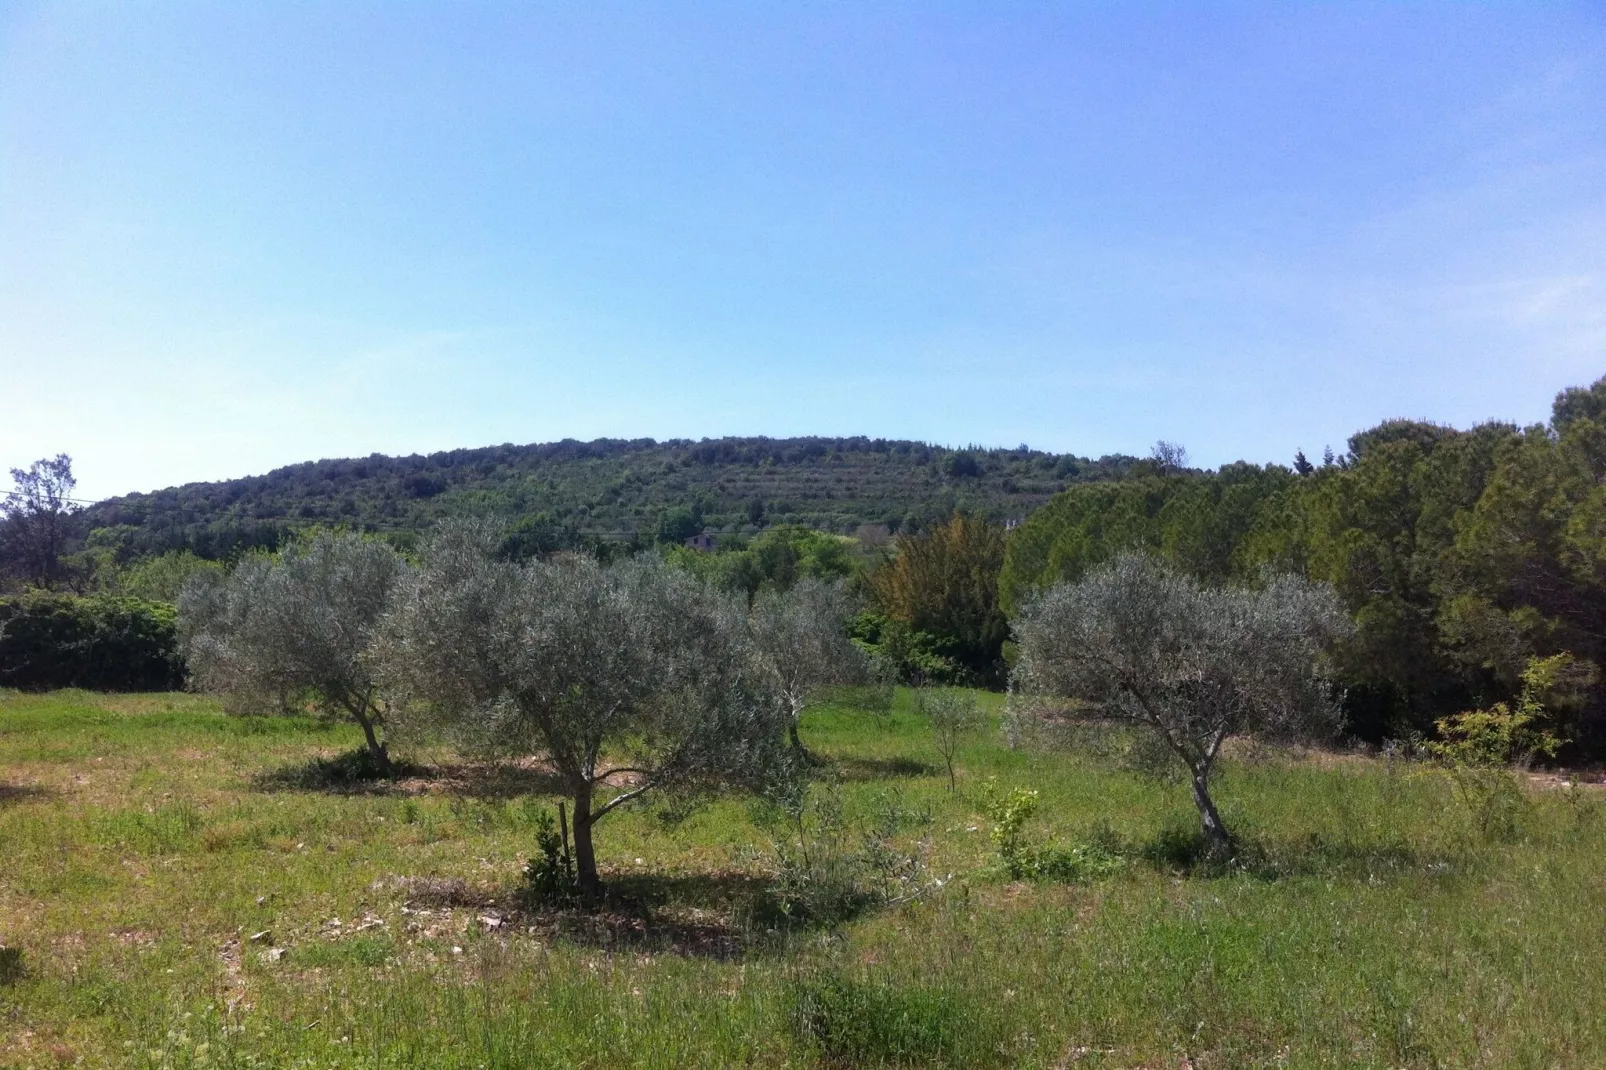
[264,948,285,963]
[451,946,463,955]
[479,915,503,931]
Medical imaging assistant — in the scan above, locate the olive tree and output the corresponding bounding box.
[179,533,406,771]
[1012,553,1351,855]
[749,578,876,752]
[383,531,794,893]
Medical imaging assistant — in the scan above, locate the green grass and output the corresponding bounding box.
[3,687,1605,1067]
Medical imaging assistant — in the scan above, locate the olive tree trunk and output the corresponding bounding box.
[349,705,391,774]
[1189,765,1232,857]
[569,782,601,894]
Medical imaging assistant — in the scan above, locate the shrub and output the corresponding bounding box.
[253,746,427,791]
[864,514,1008,683]
[0,593,183,690]
[848,611,965,685]
[980,780,1125,882]
[1426,654,1571,841]
[792,971,1006,1067]
[520,805,577,905]
[749,787,935,927]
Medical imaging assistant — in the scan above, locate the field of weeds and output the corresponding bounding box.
[2,688,1605,1068]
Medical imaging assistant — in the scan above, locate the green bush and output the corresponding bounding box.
[1427,654,1571,841]
[849,611,965,685]
[520,805,577,904]
[252,746,428,791]
[981,780,1125,882]
[792,971,1007,1066]
[0,592,184,690]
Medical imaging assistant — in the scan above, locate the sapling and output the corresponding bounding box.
[919,687,983,792]
[750,578,875,753]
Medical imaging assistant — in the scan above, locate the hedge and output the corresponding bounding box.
[0,593,184,691]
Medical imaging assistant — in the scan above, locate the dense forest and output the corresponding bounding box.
[77,436,1140,560]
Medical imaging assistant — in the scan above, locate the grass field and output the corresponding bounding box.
[3,688,1605,1068]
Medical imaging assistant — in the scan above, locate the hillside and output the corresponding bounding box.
[81,436,1144,558]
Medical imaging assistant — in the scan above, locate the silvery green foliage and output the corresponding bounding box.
[749,578,875,750]
[384,526,795,890]
[1012,553,1352,852]
[178,533,406,766]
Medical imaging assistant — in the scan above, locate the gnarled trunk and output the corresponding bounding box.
[570,781,601,894]
[1190,767,1233,857]
[351,708,391,774]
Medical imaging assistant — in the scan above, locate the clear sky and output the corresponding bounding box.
[3,2,1603,501]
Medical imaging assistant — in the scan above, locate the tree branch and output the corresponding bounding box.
[591,779,656,822]
[595,766,653,783]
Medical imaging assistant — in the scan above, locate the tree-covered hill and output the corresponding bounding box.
[81,436,1142,559]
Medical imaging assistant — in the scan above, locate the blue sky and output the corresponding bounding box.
[2,2,1603,501]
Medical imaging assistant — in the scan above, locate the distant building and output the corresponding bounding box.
[684,532,717,552]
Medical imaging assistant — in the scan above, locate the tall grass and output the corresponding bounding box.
[1,687,1604,1067]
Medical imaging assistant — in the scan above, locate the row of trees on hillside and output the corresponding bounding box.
[74,436,1135,561]
[1002,374,1606,753]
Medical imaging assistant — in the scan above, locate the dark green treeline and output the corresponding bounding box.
[1003,376,1606,750]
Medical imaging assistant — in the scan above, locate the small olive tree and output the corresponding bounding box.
[179,533,406,772]
[1012,553,1351,856]
[749,578,876,752]
[919,687,984,792]
[383,530,794,893]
